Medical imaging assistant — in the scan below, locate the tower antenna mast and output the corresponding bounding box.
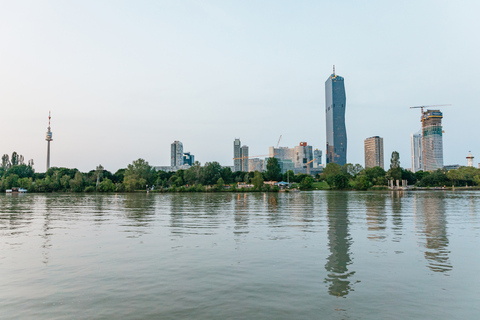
[46,111,53,171]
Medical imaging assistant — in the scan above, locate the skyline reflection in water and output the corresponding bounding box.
[325,192,354,297]
[0,191,478,319]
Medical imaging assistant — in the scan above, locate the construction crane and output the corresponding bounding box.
[306,158,316,175]
[232,135,283,171]
[410,104,451,170]
[276,135,282,149]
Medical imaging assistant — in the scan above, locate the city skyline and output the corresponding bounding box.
[1,1,479,172]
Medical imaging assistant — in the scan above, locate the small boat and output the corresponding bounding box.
[5,187,27,194]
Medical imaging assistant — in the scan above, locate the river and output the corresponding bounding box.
[1,191,479,319]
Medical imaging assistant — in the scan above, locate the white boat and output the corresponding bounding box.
[5,187,27,194]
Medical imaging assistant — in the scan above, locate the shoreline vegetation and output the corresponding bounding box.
[2,152,480,194]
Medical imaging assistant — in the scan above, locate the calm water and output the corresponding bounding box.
[1,191,479,319]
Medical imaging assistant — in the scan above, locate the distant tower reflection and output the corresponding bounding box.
[325,192,355,297]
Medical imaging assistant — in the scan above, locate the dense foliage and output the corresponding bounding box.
[2,151,479,193]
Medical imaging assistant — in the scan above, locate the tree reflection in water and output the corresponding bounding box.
[324,192,355,297]
[122,193,156,237]
[365,193,387,241]
[390,191,404,242]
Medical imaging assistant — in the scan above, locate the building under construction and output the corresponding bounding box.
[423,110,444,171]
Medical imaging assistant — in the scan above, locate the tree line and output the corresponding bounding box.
[318,151,480,190]
[0,154,287,193]
[1,151,479,193]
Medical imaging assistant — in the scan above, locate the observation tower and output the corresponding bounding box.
[46,111,53,171]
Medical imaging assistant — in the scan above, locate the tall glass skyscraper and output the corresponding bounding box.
[325,69,347,166]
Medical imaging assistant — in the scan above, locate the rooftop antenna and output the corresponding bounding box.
[46,111,53,171]
[333,64,335,75]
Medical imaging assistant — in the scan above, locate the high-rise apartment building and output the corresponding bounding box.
[411,131,423,173]
[233,139,242,172]
[423,110,443,171]
[171,141,184,167]
[364,136,384,169]
[313,149,323,168]
[325,67,347,166]
[294,142,314,169]
[183,152,195,166]
[241,145,249,172]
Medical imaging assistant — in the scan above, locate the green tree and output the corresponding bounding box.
[323,163,342,187]
[97,178,115,192]
[2,154,11,169]
[388,151,402,181]
[60,174,71,191]
[299,176,314,190]
[264,158,282,181]
[353,174,372,190]
[113,169,126,184]
[332,173,350,190]
[252,171,264,189]
[401,168,417,185]
[11,152,19,166]
[6,164,34,178]
[95,164,104,186]
[364,166,387,186]
[203,162,222,185]
[221,167,233,184]
[123,158,155,191]
[282,170,295,183]
[216,177,225,190]
[18,177,33,190]
[69,172,85,192]
[123,159,155,191]
[294,173,309,183]
[4,174,19,189]
[417,169,449,187]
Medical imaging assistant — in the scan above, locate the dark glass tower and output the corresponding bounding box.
[325,68,347,166]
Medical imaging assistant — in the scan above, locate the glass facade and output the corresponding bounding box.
[325,73,347,166]
[171,141,184,167]
[233,139,242,172]
[423,110,443,171]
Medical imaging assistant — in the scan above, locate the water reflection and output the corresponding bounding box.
[292,192,317,232]
[324,192,355,297]
[0,194,35,236]
[234,193,250,236]
[365,193,387,241]
[169,193,227,236]
[41,196,56,264]
[415,193,452,273]
[390,192,404,242]
[121,193,156,237]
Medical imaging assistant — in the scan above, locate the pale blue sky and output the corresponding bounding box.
[1,0,479,172]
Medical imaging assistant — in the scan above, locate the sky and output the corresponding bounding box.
[1,0,479,173]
